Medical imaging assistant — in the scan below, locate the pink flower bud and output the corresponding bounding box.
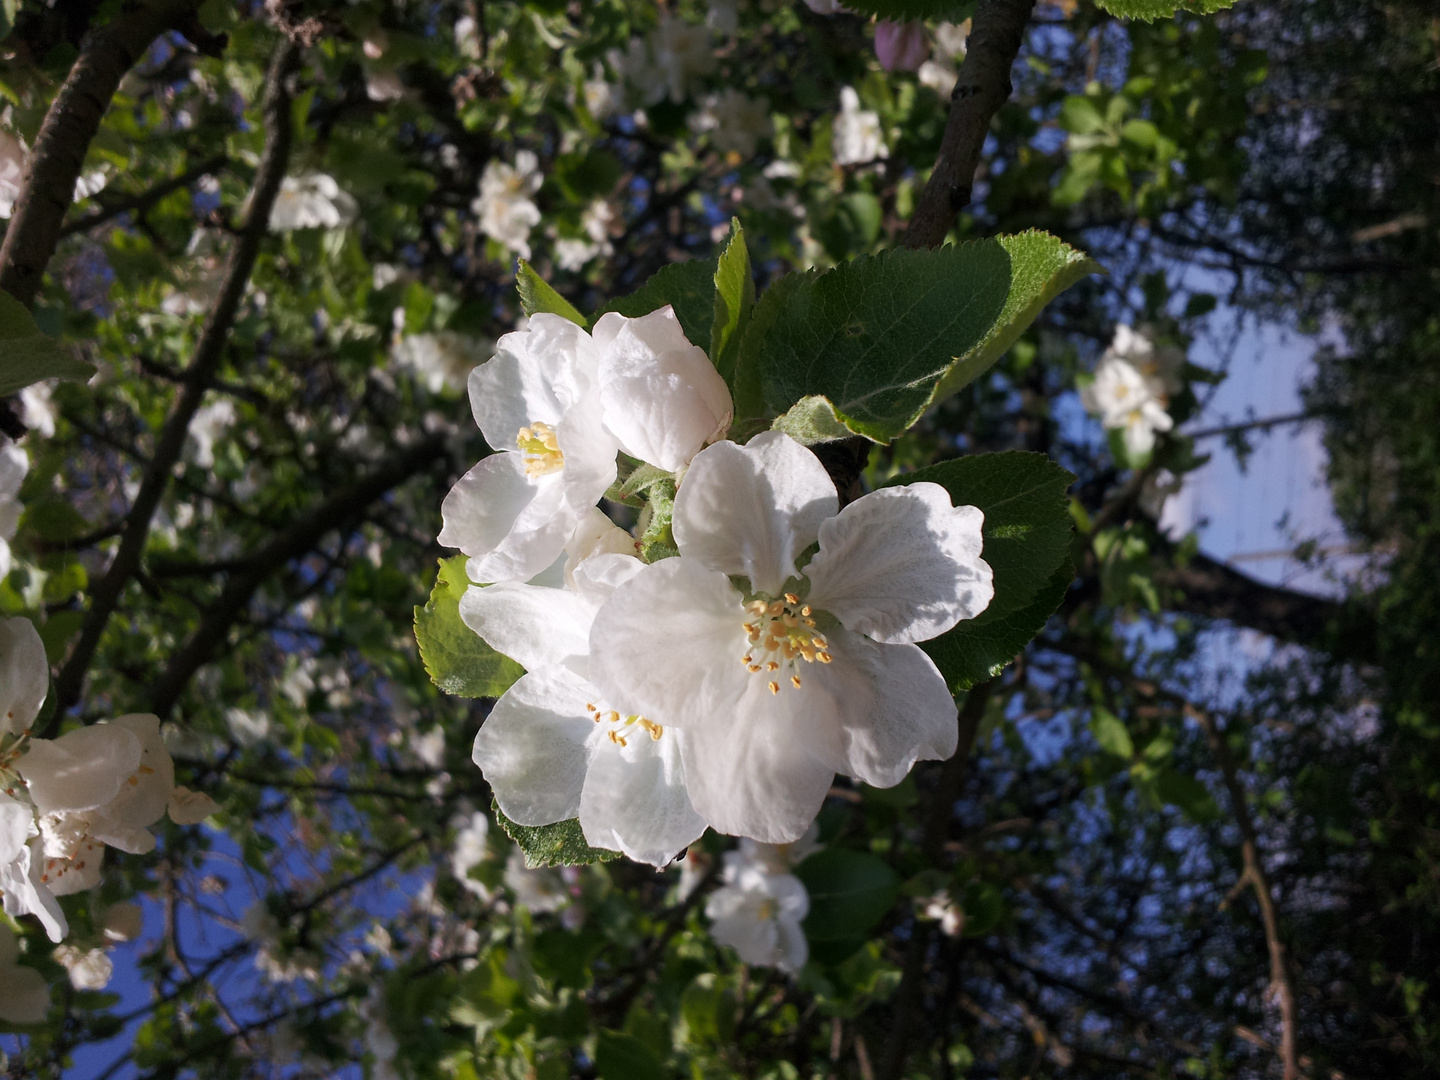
[874,21,929,73]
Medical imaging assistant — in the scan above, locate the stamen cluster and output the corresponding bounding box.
[742,592,832,695]
[515,421,564,477]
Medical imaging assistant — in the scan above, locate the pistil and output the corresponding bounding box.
[516,421,565,478]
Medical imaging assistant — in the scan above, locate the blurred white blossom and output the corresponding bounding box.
[55,945,113,990]
[473,150,543,259]
[186,397,236,468]
[832,86,887,166]
[692,89,773,156]
[391,331,490,394]
[269,173,358,231]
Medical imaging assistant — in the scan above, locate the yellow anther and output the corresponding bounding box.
[768,681,779,694]
[516,421,565,478]
[791,675,802,689]
[748,664,762,673]
[800,605,811,616]
[784,592,800,605]
[766,661,779,672]
[604,711,620,724]
[818,652,832,663]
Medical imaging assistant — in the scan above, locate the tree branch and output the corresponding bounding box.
[148,433,448,716]
[57,153,229,239]
[0,0,201,306]
[50,38,298,724]
[900,0,1037,249]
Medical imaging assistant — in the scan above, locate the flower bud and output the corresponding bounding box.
[875,21,929,73]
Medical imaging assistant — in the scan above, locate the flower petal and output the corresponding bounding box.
[804,483,993,644]
[468,314,598,449]
[0,795,31,867]
[594,306,733,472]
[0,617,48,738]
[438,453,576,583]
[18,725,143,815]
[579,726,706,868]
[814,627,958,789]
[459,581,596,675]
[472,669,593,826]
[0,843,66,942]
[673,432,837,594]
[678,684,843,844]
[88,714,174,846]
[587,557,750,727]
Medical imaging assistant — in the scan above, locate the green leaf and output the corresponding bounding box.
[493,801,619,868]
[931,231,1103,402]
[1093,0,1236,20]
[413,556,524,699]
[795,849,901,942]
[0,291,95,397]
[887,451,1076,690]
[840,0,975,20]
[1153,769,1222,823]
[595,258,718,349]
[516,261,586,326]
[770,395,857,446]
[710,219,754,385]
[594,1029,667,1080]
[731,268,816,427]
[1090,707,1134,759]
[755,245,1012,442]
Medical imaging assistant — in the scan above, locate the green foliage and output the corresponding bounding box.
[887,452,1076,690]
[751,236,1097,442]
[1094,0,1237,20]
[795,849,901,958]
[594,1029,667,1080]
[492,802,620,869]
[516,261,587,326]
[0,291,95,396]
[414,556,524,699]
[594,258,718,348]
[710,219,753,384]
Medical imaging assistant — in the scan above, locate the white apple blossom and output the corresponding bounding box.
[730,822,821,876]
[593,305,733,473]
[0,924,49,1023]
[692,90,773,157]
[832,86,887,166]
[438,314,619,583]
[553,200,615,272]
[503,848,584,928]
[268,173,358,231]
[935,20,971,59]
[0,437,27,579]
[450,810,492,898]
[918,60,958,98]
[1080,340,1175,459]
[706,861,809,972]
[55,944,113,990]
[472,150,543,260]
[922,889,964,936]
[101,901,144,942]
[19,382,56,439]
[583,65,618,119]
[168,786,220,824]
[612,16,717,107]
[0,616,46,737]
[1104,323,1185,397]
[589,432,994,843]
[0,131,24,218]
[225,706,270,746]
[467,544,708,867]
[391,331,490,394]
[187,396,236,468]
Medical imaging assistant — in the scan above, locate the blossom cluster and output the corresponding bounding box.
[705,828,819,973]
[0,617,219,945]
[1081,323,1185,458]
[441,305,995,874]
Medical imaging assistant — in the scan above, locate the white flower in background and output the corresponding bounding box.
[468,542,708,867]
[0,131,24,218]
[187,396,236,468]
[934,20,970,58]
[450,810,492,897]
[583,66,618,119]
[1104,323,1185,397]
[554,200,616,272]
[55,945,113,990]
[918,61,957,97]
[0,924,49,1023]
[0,437,28,579]
[168,786,220,824]
[652,15,718,104]
[503,848,584,928]
[593,305,733,473]
[707,0,739,35]
[832,86,887,166]
[391,331,490,394]
[692,90,773,157]
[473,150,543,260]
[706,861,809,972]
[362,988,402,1080]
[268,173,358,231]
[922,890,964,936]
[675,847,712,900]
[19,382,56,439]
[73,170,107,202]
[438,314,619,583]
[101,901,144,942]
[1081,332,1177,459]
[225,706,271,747]
[730,822,821,876]
[243,901,320,984]
[590,432,994,843]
